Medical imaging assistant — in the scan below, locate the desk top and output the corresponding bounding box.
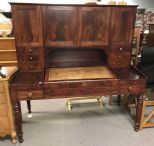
[46,66,116,81]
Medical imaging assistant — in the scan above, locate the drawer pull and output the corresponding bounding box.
[119,48,123,51]
[29,49,33,53]
[27,92,33,97]
[29,56,33,60]
[128,86,133,91]
[30,65,34,69]
[118,55,122,58]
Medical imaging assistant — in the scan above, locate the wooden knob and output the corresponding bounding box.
[29,49,33,53]
[38,81,43,84]
[27,92,33,97]
[30,65,34,69]
[118,55,122,58]
[29,56,33,60]
[119,48,123,51]
[128,86,132,91]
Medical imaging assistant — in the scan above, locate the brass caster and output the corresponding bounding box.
[66,99,72,110]
[12,139,17,144]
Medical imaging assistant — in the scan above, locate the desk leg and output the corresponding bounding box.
[27,100,31,113]
[14,101,23,143]
[135,94,143,131]
[117,95,121,106]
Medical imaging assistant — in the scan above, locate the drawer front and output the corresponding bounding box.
[119,85,145,94]
[0,51,17,61]
[17,90,43,99]
[0,117,9,130]
[18,62,44,71]
[0,105,8,116]
[0,82,4,92]
[107,51,131,68]
[18,54,39,62]
[16,47,41,54]
[111,46,131,51]
[0,93,6,104]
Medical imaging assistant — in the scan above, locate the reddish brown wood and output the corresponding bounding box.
[78,7,110,46]
[10,3,146,143]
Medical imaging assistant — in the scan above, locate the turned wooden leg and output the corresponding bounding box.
[135,94,143,131]
[27,100,31,113]
[11,130,17,144]
[117,95,121,106]
[14,101,23,143]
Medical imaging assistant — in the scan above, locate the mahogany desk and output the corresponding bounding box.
[9,3,146,143]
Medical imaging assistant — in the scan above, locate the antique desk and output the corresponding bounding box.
[10,3,146,143]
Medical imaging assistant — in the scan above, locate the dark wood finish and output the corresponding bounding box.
[26,100,31,113]
[11,5,43,47]
[147,24,154,47]
[78,7,110,46]
[10,3,146,143]
[43,6,77,47]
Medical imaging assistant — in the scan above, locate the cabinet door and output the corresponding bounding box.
[110,7,136,48]
[43,6,77,47]
[78,7,110,47]
[12,5,43,46]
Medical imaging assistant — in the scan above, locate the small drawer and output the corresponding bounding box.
[0,105,8,116]
[18,62,44,71]
[107,51,131,68]
[119,85,143,94]
[0,93,6,104]
[18,54,39,62]
[16,47,40,54]
[112,46,130,51]
[0,82,5,92]
[0,117,9,130]
[17,90,43,99]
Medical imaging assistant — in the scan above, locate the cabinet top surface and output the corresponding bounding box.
[9,2,137,7]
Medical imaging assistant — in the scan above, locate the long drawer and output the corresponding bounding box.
[17,90,43,100]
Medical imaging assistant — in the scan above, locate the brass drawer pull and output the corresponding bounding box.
[27,92,33,97]
[119,48,123,51]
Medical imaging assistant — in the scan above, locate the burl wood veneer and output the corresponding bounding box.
[9,3,146,143]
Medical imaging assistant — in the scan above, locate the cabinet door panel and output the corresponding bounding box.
[111,7,136,47]
[43,6,77,47]
[12,5,43,46]
[79,7,110,47]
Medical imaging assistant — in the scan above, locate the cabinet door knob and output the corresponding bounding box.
[27,92,33,97]
[119,48,123,51]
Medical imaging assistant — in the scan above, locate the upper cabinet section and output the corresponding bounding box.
[43,6,77,47]
[11,5,43,47]
[78,7,110,47]
[11,4,137,48]
[110,7,136,47]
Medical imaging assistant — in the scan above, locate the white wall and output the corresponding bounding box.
[0,0,154,11]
